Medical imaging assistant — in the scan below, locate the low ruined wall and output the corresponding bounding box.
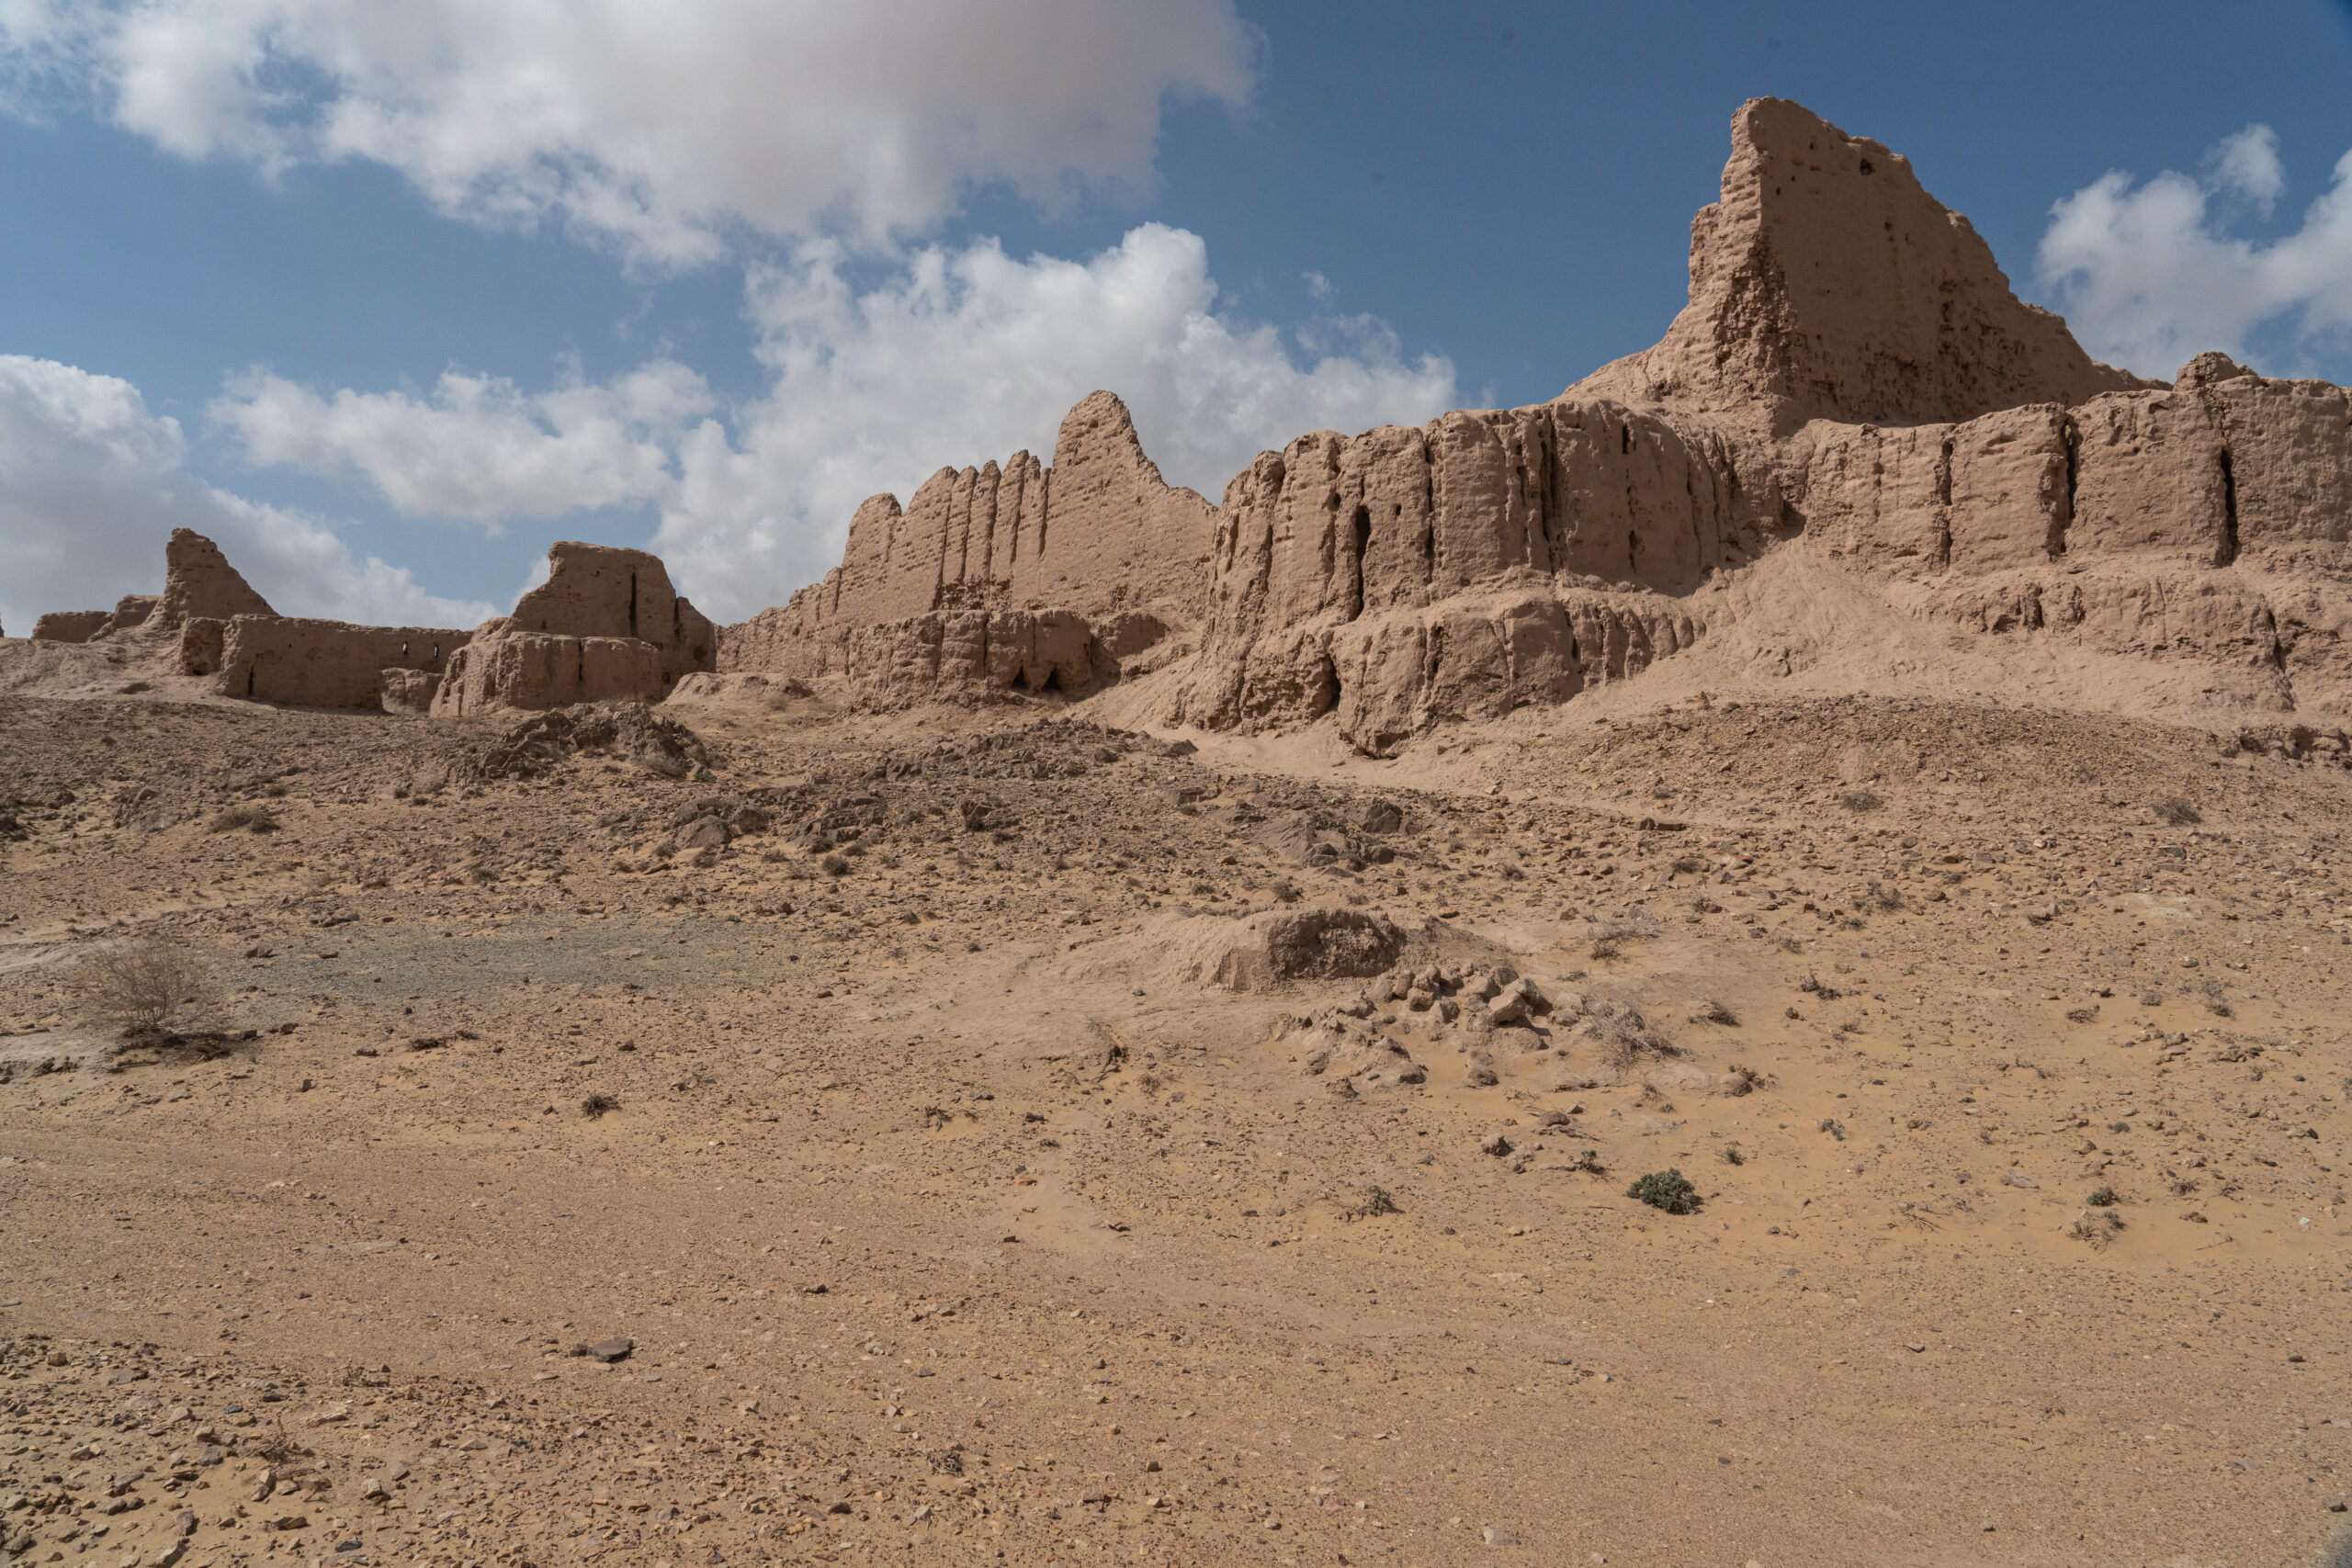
[380,669,444,716]
[430,632,664,716]
[216,616,471,709]
[31,611,110,644]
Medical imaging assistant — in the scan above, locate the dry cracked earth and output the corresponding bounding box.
[1,684,2349,1568]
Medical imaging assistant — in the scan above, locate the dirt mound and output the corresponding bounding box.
[1168,906,1408,992]
[464,702,711,781]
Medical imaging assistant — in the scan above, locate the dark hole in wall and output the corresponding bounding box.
[2052,418,2080,558]
[628,572,639,637]
[1346,505,1373,621]
[2217,449,2240,567]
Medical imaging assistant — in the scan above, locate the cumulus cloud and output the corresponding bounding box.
[214,225,1457,623]
[0,355,497,637]
[211,360,715,525]
[2037,124,2352,377]
[0,0,1256,266]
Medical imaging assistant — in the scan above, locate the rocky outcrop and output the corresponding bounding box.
[1166,401,1729,749]
[718,96,2352,743]
[154,528,275,630]
[1566,96,2154,434]
[433,543,715,716]
[33,528,272,648]
[719,392,1216,702]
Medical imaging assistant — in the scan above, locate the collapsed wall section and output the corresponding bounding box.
[201,616,472,710]
[435,542,717,716]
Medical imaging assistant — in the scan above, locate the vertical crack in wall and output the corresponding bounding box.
[1934,435,1956,568]
[1345,505,1372,622]
[2217,448,2240,568]
[2051,416,2079,559]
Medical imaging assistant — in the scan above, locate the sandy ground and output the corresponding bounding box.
[1,673,2348,1568]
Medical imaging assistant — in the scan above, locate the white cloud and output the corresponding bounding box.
[214,223,1459,626]
[1,0,1257,266]
[652,223,1459,620]
[2037,125,2352,377]
[2208,125,2284,215]
[211,360,714,525]
[0,355,497,637]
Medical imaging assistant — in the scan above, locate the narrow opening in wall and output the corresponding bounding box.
[628,573,639,637]
[1346,505,1372,621]
[2217,449,2239,567]
[2052,418,2079,558]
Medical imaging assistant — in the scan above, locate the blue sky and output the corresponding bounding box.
[3,0,2349,635]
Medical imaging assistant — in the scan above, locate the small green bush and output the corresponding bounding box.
[1627,1168,1700,1214]
[2086,1187,2117,1207]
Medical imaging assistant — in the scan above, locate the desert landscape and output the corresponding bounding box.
[2,99,2348,1568]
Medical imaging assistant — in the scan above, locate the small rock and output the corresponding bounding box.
[1483,1524,1519,1546]
[585,1337,634,1363]
[2001,1170,2038,1190]
[1479,1134,1513,1157]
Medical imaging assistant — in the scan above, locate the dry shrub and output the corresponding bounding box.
[1578,999,1678,1068]
[74,939,213,1032]
[1588,919,1655,963]
[1838,789,1883,813]
[2154,797,2202,827]
[206,805,277,834]
[2066,1208,2125,1248]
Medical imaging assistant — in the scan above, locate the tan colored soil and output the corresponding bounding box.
[1,682,2346,1568]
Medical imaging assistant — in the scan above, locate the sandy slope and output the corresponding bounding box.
[1,679,2347,1568]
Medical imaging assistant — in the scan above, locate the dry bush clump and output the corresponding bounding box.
[1578,999,1679,1068]
[206,805,277,834]
[2154,797,2202,826]
[73,939,213,1032]
[1588,919,1656,963]
[2066,1208,2125,1248]
[1838,789,1883,813]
